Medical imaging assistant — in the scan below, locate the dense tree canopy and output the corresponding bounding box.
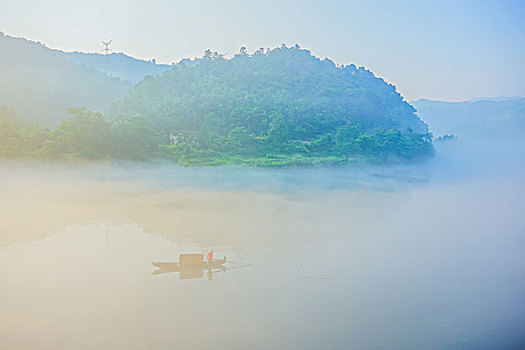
[108,46,428,137]
[105,45,432,164]
[39,108,113,160]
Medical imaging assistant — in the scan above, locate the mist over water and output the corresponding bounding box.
[1,139,524,349]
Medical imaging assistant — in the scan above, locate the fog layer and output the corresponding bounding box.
[0,139,524,349]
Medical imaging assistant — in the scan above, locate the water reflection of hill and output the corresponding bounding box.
[0,162,429,246]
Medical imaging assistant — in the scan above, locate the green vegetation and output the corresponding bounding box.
[107,45,433,164]
[1,45,433,167]
[0,107,49,158]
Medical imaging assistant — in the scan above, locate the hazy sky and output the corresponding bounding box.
[1,0,524,101]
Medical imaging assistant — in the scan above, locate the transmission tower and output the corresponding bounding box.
[101,40,112,55]
[101,40,112,72]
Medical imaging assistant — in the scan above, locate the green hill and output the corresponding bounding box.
[107,46,432,165]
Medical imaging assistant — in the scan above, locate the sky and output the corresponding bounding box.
[1,0,524,101]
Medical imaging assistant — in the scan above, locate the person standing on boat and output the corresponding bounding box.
[207,250,213,262]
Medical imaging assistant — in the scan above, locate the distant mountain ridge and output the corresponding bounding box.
[0,31,213,126]
[0,32,131,127]
[63,51,172,84]
[412,97,525,139]
[468,96,524,103]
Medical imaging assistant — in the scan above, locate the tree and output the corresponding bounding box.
[203,49,222,60]
[112,113,156,160]
[266,113,290,152]
[335,124,361,154]
[309,134,336,155]
[43,107,112,160]
[0,108,23,158]
[0,107,48,158]
[225,127,259,155]
[354,134,380,158]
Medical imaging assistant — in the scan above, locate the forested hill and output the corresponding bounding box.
[104,46,432,164]
[0,32,131,127]
[108,46,428,137]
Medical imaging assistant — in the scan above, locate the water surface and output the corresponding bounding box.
[1,143,524,349]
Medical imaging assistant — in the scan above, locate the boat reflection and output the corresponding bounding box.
[152,253,247,280]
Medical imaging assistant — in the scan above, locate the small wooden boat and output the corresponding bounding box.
[152,254,227,279]
[152,258,227,270]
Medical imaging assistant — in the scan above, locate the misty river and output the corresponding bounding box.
[1,141,524,350]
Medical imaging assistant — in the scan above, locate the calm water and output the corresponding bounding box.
[1,142,525,349]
